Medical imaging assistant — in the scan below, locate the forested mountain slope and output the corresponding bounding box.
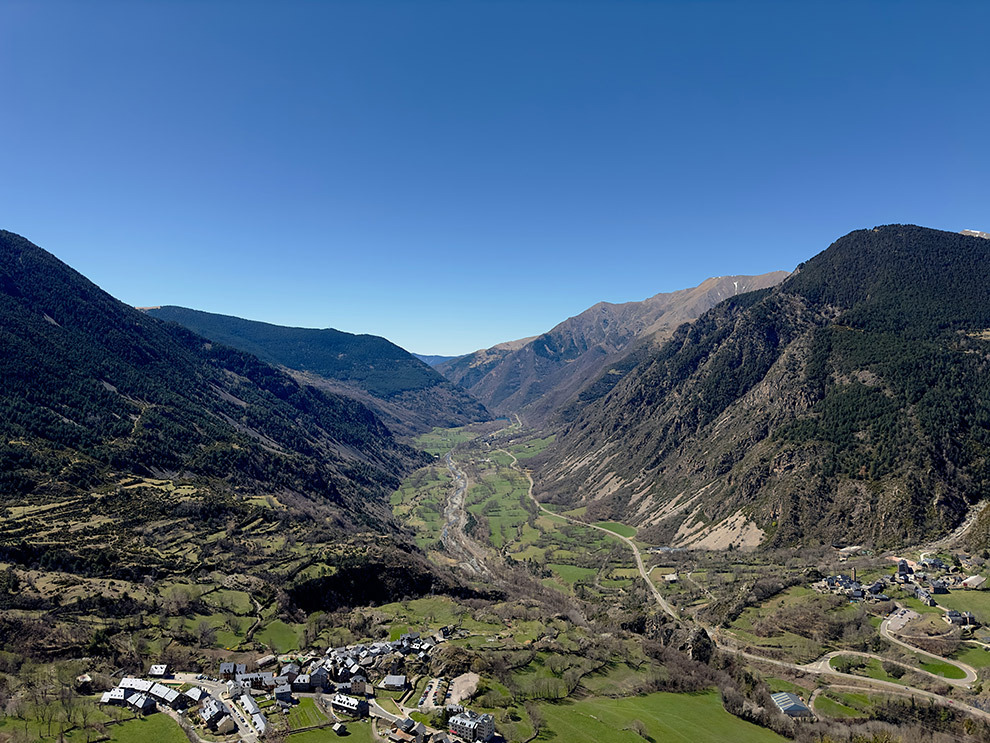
[535,226,990,549]
[439,273,788,424]
[0,230,426,529]
[146,306,490,436]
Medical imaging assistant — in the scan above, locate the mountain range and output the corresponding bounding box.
[5,224,989,553]
[534,225,990,550]
[438,272,789,424]
[144,306,490,437]
[0,230,424,532]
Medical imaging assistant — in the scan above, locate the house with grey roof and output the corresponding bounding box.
[252,712,268,734]
[100,687,127,705]
[240,693,261,716]
[125,693,156,714]
[184,686,206,705]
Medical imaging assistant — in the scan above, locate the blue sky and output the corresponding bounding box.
[3,1,988,355]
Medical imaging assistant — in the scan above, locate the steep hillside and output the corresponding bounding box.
[536,226,990,549]
[439,273,788,423]
[0,230,427,532]
[145,306,490,436]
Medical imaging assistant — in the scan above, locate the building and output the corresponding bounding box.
[331,693,368,716]
[126,693,156,714]
[382,674,407,691]
[449,710,496,741]
[184,686,206,705]
[100,687,127,705]
[273,684,293,702]
[240,694,261,716]
[215,715,236,735]
[148,664,170,678]
[200,698,228,727]
[291,673,312,692]
[770,692,814,718]
[280,663,301,682]
[963,575,987,589]
[252,712,268,735]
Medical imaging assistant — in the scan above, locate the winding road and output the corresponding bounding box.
[437,436,990,725]
[499,448,680,622]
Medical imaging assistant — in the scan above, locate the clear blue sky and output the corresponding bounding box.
[3,1,988,355]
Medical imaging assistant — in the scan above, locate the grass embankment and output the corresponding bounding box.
[594,521,637,538]
[538,691,786,743]
[0,712,188,743]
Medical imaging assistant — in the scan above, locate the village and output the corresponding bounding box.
[815,552,986,629]
[95,628,498,743]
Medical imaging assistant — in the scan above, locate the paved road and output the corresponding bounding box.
[879,612,977,686]
[499,441,990,725]
[170,673,259,742]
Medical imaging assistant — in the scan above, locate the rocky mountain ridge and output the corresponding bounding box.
[439,272,789,424]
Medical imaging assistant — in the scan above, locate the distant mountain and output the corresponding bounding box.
[535,225,990,549]
[144,307,490,437]
[0,230,426,528]
[438,273,788,423]
[414,353,458,366]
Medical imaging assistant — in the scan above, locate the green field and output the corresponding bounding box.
[935,589,990,624]
[389,465,451,549]
[0,713,192,743]
[814,694,861,718]
[415,426,478,456]
[289,697,328,729]
[548,563,598,584]
[509,435,555,460]
[288,719,377,741]
[594,521,637,538]
[256,619,303,652]
[918,658,966,679]
[539,691,786,743]
[829,656,909,686]
[953,643,990,672]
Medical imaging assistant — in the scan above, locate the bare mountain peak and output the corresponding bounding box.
[438,270,788,423]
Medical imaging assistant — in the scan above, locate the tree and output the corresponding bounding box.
[625,719,650,739]
[195,620,217,647]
